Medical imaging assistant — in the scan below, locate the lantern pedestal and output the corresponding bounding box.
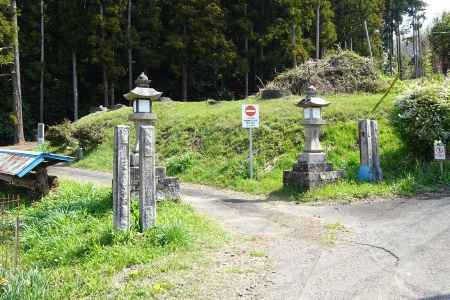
[283,161,344,191]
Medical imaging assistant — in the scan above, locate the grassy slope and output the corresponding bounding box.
[72,94,449,202]
[0,182,224,299]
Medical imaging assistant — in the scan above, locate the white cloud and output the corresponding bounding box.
[424,0,450,27]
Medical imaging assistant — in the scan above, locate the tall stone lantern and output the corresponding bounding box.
[124,73,162,194]
[283,86,343,191]
[124,73,162,154]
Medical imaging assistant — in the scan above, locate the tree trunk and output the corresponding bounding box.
[244,3,249,99]
[417,25,422,77]
[11,0,24,144]
[396,24,403,80]
[316,3,320,60]
[72,50,79,121]
[111,82,115,106]
[128,0,133,90]
[100,2,108,107]
[182,63,188,101]
[291,23,297,68]
[245,36,249,99]
[40,0,45,124]
[364,20,373,61]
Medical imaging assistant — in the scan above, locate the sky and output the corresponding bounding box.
[424,0,450,27]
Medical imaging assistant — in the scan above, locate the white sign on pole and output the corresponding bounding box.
[242,104,260,128]
[434,141,446,160]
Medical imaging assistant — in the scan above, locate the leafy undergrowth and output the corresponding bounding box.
[0,181,224,299]
[69,93,449,202]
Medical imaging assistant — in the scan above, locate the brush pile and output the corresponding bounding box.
[267,51,386,94]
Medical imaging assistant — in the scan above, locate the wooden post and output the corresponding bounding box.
[359,120,373,170]
[359,119,383,182]
[113,126,130,231]
[139,125,156,231]
[370,120,383,181]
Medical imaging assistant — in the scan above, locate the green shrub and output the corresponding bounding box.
[166,152,196,175]
[392,84,450,160]
[46,120,77,150]
[73,123,105,151]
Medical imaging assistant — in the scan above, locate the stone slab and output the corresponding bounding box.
[293,162,334,173]
[283,170,344,191]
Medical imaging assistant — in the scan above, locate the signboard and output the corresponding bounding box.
[434,141,446,160]
[242,104,260,128]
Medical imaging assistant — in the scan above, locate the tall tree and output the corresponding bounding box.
[127,0,132,90]
[11,0,24,144]
[39,0,44,123]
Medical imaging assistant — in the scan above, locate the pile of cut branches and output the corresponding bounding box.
[267,51,386,94]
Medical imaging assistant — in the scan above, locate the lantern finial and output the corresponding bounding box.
[135,72,151,88]
[306,86,317,99]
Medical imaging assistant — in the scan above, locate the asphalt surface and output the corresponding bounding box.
[48,165,450,299]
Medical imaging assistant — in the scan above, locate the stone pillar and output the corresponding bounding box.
[129,113,156,197]
[37,123,45,145]
[139,125,156,231]
[113,125,131,231]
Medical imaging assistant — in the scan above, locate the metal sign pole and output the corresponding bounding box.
[249,127,253,179]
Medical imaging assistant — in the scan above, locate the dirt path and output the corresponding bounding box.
[0,142,37,151]
[48,165,450,299]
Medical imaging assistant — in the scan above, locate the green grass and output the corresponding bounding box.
[69,93,449,202]
[0,181,224,299]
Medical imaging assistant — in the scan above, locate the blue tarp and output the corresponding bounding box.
[0,150,73,178]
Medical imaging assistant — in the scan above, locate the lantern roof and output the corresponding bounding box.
[124,72,163,101]
[297,86,330,108]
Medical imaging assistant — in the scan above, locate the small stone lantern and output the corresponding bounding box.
[283,86,343,191]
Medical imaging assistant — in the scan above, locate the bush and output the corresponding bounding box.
[46,120,77,150]
[391,84,450,160]
[73,123,105,151]
[166,152,196,175]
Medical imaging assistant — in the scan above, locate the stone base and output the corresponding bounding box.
[155,167,181,201]
[284,161,344,191]
[130,165,181,201]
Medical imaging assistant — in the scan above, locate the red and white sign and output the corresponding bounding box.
[242,104,260,128]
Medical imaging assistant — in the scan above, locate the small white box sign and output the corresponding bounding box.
[242,104,260,128]
[434,142,446,160]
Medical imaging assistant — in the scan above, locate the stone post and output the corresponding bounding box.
[37,123,45,145]
[139,125,156,231]
[113,125,130,231]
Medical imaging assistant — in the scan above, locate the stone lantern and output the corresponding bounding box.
[123,72,181,200]
[124,72,162,155]
[283,86,343,191]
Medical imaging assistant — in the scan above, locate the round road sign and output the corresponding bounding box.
[245,105,257,117]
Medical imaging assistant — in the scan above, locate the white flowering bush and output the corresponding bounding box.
[392,83,450,160]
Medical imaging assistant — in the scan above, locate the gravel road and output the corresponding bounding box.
[48,165,450,300]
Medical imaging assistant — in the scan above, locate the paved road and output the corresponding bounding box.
[48,165,450,299]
